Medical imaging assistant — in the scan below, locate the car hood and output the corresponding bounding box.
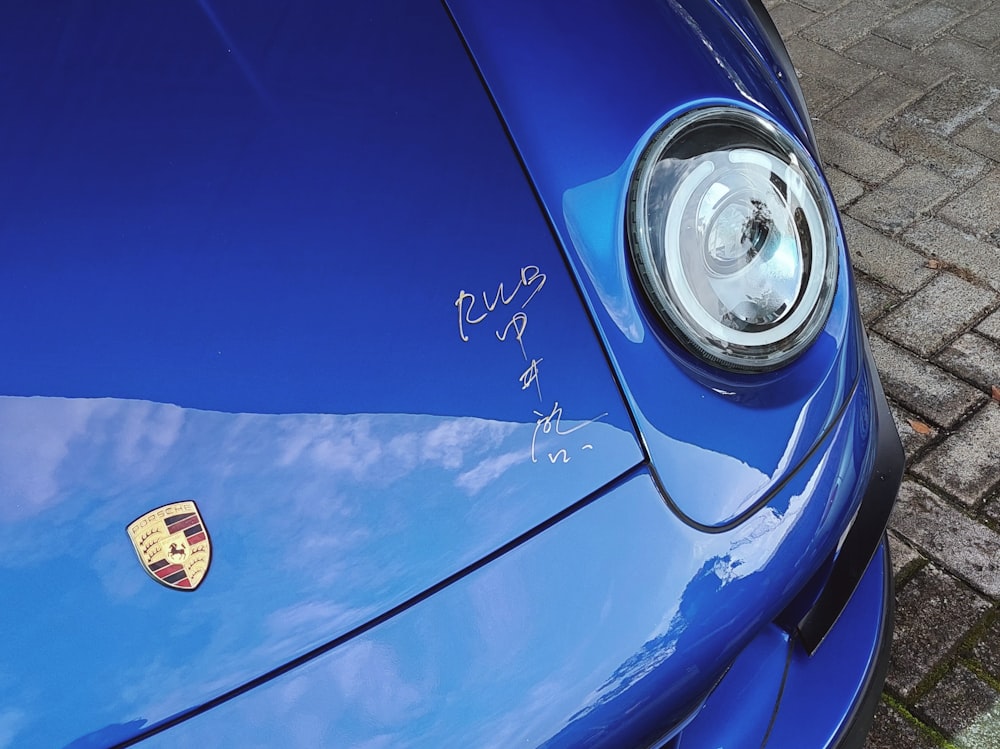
[0,3,643,746]
[449,0,864,529]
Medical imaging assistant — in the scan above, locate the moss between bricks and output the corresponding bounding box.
[894,554,930,590]
[961,658,1000,694]
[959,606,1000,692]
[883,692,959,749]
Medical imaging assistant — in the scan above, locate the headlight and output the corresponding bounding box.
[627,106,839,371]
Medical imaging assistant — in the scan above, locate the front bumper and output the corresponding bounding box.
[678,339,902,749]
[795,337,905,655]
[678,537,894,749]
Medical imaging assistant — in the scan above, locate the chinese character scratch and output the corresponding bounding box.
[519,358,544,401]
[531,401,608,464]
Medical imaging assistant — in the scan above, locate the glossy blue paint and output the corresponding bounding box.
[0,0,898,746]
[681,542,891,747]
[680,625,794,748]
[447,0,863,527]
[0,397,640,747]
[132,408,882,748]
[762,540,891,747]
[0,0,631,425]
[0,2,645,745]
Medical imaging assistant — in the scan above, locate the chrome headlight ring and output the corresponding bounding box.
[627,106,839,371]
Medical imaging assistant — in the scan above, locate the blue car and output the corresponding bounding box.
[0,1,903,747]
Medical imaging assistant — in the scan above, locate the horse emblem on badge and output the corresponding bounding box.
[127,501,211,591]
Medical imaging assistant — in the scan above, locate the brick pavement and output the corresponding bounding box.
[768,0,1000,746]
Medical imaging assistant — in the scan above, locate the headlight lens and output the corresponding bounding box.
[628,107,839,371]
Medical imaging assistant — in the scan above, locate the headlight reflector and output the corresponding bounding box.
[628,107,838,371]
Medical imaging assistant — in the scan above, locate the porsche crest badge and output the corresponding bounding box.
[127,501,211,591]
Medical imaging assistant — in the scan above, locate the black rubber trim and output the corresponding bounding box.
[758,636,797,748]
[830,538,895,749]
[795,335,904,653]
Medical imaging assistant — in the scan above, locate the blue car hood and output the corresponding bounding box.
[0,3,644,745]
[449,0,863,529]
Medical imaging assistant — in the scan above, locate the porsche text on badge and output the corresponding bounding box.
[127,501,211,591]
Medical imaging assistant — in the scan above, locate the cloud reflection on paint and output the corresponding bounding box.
[0,708,26,749]
[0,393,641,748]
[124,459,846,749]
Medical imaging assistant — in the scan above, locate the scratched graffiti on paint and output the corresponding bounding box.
[454,266,606,463]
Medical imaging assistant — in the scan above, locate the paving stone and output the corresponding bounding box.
[795,0,831,13]
[826,165,864,206]
[849,165,955,234]
[844,215,936,292]
[768,2,1000,730]
[950,704,1000,749]
[867,0,920,9]
[900,75,1000,136]
[815,121,906,183]
[793,0,852,12]
[954,114,1000,162]
[890,402,939,458]
[771,2,822,35]
[892,479,1000,591]
[939,168,1000,239]
[804,0,901,50]
[903,219,1000,291]
[915,664,1000,745]
[977,98,1000,121]
[952,5,1000,46]
[785,36,879,92]
[936,333,1000,390]
[939,0,989,10]
[986,496,1000,529]
[925,35,1000,84]
[827,74,923,137]
[877,118,989,184]
[912,402,1000,509]
[887,563,990,697]
[874,272,997,356]
[798,73,851,116]
[864,701,938,749]
[978,309,1000,341]
[870,334,986,427]
[855,273,902,323]
[972,617,1000,682]
[875,1,964,48]
[846,35,953,87]
[889,529,927,578]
